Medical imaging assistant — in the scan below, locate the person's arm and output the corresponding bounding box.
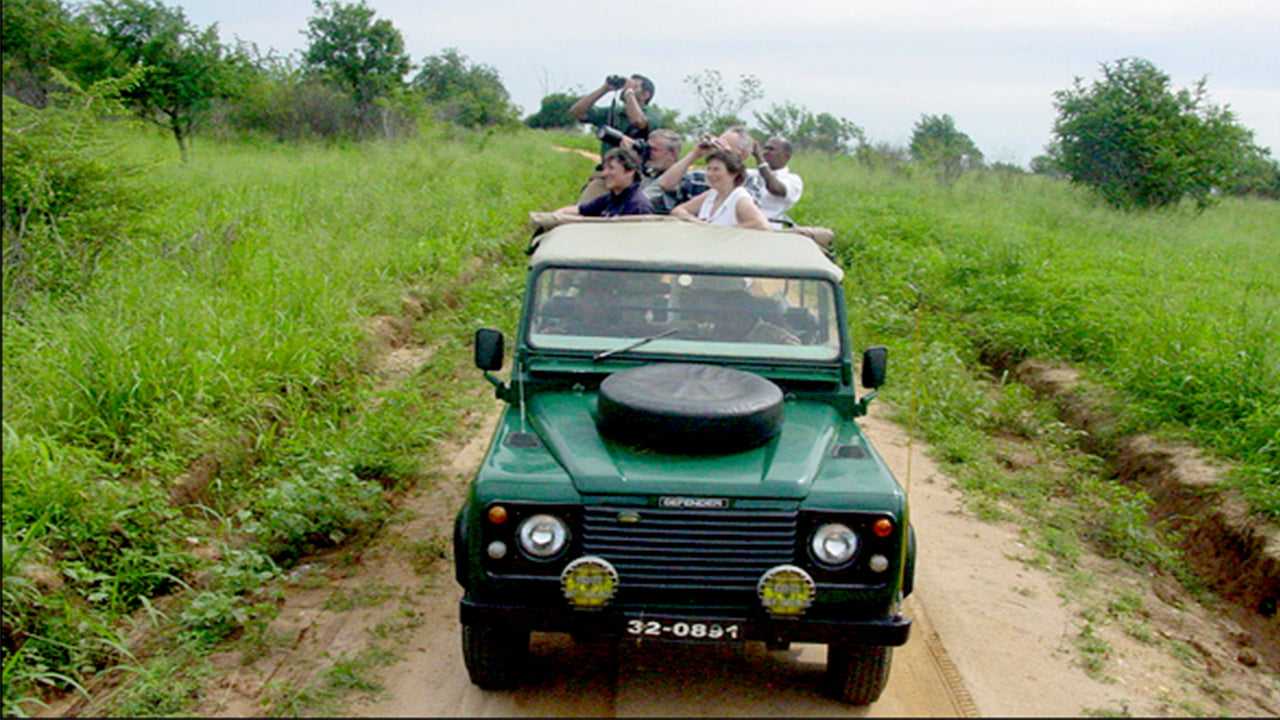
[752,145,788,197]
[567,80,613,121]
[756,163,789,197]
[671,191,709,222]
[658,136,717,192]
[620,78,648,129]
[553,204,582,216]
[735,195,770,230]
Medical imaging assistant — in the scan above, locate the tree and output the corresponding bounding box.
[683,69,763,133]
[1049,57,1258,210]
[3,0,113,106]
[525,91,578,129]
[1029,154,1065,178]
[412,47,517,128]
[909,114,984,182]
[754,101,864,155]
[87,0,246,158]
[303,0,410,116]
[1223,147,1280,199]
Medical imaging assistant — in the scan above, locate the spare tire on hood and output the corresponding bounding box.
[597,363,784,455]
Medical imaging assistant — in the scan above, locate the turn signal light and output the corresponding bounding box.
[872,518,894,537]
[488,505,508,524]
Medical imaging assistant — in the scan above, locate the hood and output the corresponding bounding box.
[527,391,840,499]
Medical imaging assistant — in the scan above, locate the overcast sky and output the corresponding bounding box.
[176,0,1280,167]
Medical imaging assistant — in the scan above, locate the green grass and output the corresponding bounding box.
[1,123,582,715]
[3,122,1276,714]
[797,155,1279,519]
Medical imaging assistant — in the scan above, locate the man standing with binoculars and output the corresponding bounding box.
[569,74,660,204]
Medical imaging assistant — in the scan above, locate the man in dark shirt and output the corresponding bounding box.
[554,147,654,217]
[568,74,660,204]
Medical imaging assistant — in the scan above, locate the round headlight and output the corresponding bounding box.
[810,523,858,567]
[517,514,570,559]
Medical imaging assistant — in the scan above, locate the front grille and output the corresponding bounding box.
[581,506,798,593]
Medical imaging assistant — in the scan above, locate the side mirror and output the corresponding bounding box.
[474,329,504,371]
[861,346,887,389]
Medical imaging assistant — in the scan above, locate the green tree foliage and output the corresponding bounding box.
[683,69,763,134]
[87,0,247,158]
[1049,57,1259,210]
[754,100,865,155]
[909,113,984,182]
[227,48,365,142]
[2,71,152,312]
[1225,149,1280,199]
[411,47,518,128]
[302,0,410,115]
[525,91,579,129]
[2,0,112,107]
[1030,154,1065,178]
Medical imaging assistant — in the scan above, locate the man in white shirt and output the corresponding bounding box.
[747,136,804,229]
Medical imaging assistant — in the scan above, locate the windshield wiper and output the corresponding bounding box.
[593,328,680,362]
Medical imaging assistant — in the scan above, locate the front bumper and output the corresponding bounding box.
[459,597,912,647]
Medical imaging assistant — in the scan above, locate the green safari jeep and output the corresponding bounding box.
[454,217,915,704]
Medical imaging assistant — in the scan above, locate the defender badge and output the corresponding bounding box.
[659,497,730,510]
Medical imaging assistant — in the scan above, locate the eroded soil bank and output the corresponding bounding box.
[1006,358,1280,671]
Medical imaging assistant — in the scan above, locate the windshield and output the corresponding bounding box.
[527,268,842,361]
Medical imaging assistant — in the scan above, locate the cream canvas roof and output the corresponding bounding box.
[527,216,843,282]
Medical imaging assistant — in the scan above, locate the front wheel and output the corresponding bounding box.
[824,643,892,705]
[462,622,530,690]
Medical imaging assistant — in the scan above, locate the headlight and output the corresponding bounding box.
[810,523,858,567]
[517,514,570,559]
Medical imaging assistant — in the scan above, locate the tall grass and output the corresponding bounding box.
[5,124,1276,714]
[796,155,1279,518]
[2,124,588,714]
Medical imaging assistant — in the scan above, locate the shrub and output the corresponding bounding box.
[2,72,154,313]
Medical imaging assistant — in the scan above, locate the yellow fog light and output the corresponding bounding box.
[561,556,619,609]
[757,565,816,618]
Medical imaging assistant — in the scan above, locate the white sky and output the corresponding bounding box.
[175,0,1280,167]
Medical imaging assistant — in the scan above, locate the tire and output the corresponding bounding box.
[597,363,784,454]
[824,644,893,705]
[462,622,530,690]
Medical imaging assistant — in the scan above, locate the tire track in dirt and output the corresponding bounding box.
[351,405,979,717]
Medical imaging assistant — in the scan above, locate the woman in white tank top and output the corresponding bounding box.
[671,150,770,230]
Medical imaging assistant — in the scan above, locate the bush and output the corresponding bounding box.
[2,73,153,313]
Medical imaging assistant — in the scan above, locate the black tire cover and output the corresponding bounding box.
[597,363,784,454]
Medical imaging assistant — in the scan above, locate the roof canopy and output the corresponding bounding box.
[528,217,843,282]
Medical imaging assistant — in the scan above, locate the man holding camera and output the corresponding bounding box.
[568,74,660,204]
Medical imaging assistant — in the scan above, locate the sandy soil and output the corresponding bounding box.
[184,383,1277,718]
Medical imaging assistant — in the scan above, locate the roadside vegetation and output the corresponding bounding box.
[805,158,1279,523]
[2,122,577,715]
[4,0,1279,715]
[5,121,1276,715]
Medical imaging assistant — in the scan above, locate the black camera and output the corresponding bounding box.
[606,74,627,90]
[597,126,647,154]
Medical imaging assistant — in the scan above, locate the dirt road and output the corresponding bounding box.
[196,390,1276,717]
[340,409,1144,717]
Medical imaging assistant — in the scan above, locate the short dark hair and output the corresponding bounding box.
[706,149,747,186]
[631,74,655,103]
[603,146,643,174]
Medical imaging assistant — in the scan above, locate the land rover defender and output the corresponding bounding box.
[453,217,915,704]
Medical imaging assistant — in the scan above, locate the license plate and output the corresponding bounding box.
[624,618,742,642]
